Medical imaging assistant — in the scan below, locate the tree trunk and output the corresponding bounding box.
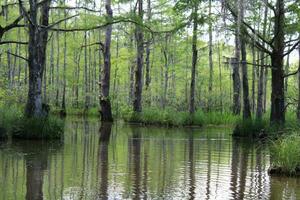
[100,0,113,122]
[145,0,151,91]
[25,0,50,118]
[251,43,256,114]
[189,7,198,114]
[240,0,251,119]
[133,0,144,113]
[61,2,67,115]
[270,0,285,124]
[297,41,300,120]
[232,0,241,115]
[208,0,213,111]
[256,4,268,119]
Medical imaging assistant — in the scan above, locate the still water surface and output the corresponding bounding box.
[0,118,300,200]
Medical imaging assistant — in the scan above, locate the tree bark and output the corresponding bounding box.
[25,0,50,118]
[208,0,213,111]
[240,0,251,119]
[270,0,285,124]
[61,1,67,115]
[145,0,151,91]
[133,0,144,113]
[189,6,198,114]
[100,0,113,122]
[297,40,300,120]
[256,4,268,119]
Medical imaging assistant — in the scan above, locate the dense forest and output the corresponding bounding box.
[1,0,300,198]
[0,0,300,126]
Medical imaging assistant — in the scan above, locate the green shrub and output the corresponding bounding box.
[270,134,300,176]
[12,116,64,140]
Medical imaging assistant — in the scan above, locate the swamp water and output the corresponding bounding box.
[0,117,300,200]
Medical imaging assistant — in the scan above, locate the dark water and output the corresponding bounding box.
[0,118,300,200]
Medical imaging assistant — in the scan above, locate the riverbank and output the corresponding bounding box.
[269,133,300,177]
[0,105,64,140]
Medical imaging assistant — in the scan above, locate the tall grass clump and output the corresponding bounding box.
[0,105,22,139]
[121,107,197,127]
[12,116,65,140]
[269,133,300,176]
[193,110,239,126]
[233,118,267,137]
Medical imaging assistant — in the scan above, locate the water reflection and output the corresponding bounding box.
[98,123,112,199]
[0,119,300,200]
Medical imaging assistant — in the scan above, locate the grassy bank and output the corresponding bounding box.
[232,111,300,138]
[0,105,64,140]
[269,133,300,176]
[120,107,238,127]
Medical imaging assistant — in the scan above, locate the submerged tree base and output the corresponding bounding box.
[12,116,64,140]
[232,119,267,138]
[268,166,300,177]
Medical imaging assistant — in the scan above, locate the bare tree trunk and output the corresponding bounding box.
[232,0,241,115]
[240,0,251,119]
[256,3,268,119]
[270,0,285,124]
[217,42,223,112]
[251,43,256,114]
[84,31,89,111]
[25,0,50,117]
[100,0,113,122]
[297,40,300,120]
[61,1,67,115]
[145,0,151,91]
[208,0,213,111]
[189,6,198,114]
[133,0,144,113]
[55,24,60,107]
[163,34,169,109]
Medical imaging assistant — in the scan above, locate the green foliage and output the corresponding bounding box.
[0,105,22,138]
[121,106,238,127]
[270,133,300,176]
[12,116,64,140]
[233,118,267,137]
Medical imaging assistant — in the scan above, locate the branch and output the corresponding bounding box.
[284,67,300,78]
[283,41,300,57]
[224,0,273,51]
[44,14,79,30]
[49,6,101,13]
[47,18,186,35]
[81,42,104,49]
[0,40,28,45]
[6,51,28,62]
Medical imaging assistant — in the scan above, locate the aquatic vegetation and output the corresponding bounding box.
[0,105,22,138]
[269,133,300,176]
[232,119,267,137]
[12,116,64,140]
[121,107,238,127]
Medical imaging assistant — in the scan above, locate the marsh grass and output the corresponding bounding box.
[0,104,64,140]
[233,118,267,137]
[269,133,300,176]
[12,116,64,140]
[121,107,238,127]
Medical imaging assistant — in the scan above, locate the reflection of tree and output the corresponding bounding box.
[188,132,195,200]
[131,127,141,200]
[97,122,112,200]
[229,139,250,200]
[206,137,211,200]
[230,138,239,199]
[11,141,62,200]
